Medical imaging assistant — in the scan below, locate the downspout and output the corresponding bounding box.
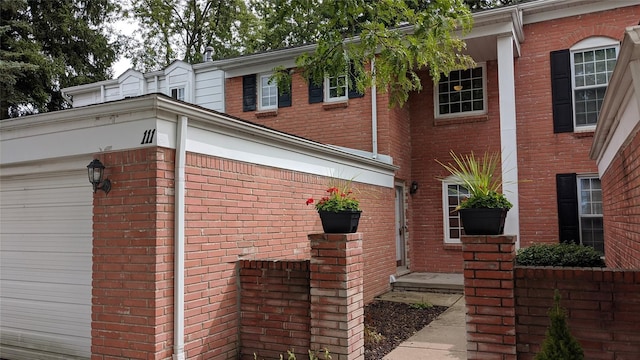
[173,115,187,360]
[371,58,378,159]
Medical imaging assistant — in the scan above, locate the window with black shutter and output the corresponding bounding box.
[550,50,574,133]
[242,74,257,112]
[308,80,323,104]
[556,173,579,243]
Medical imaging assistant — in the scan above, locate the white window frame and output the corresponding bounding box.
[258,73,278,110]
[170,87,185,101]
[441,177,470,244]
[570,37,619,132]
[324,74,348,102]
[435,63,487,119]
[577,175,604,253]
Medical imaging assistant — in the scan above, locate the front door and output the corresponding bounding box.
[395,185,406,268]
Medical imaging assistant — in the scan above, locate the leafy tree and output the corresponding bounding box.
[535,290,584,360]
[125,0,261,71]
[269,0,476,106]
[0,0,120,119]
[465,0,517,10]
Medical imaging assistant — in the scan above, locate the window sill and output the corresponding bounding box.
[443,243,462,250]
[255,110,278,118]
[323,101,348,110]
[573,130,594,138]
[434,114,489,126]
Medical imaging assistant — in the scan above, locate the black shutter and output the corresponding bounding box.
[348,61,365,99]
[242,74,256,112]
[278,76,292,108]
[550,50,573,133]
[308,79,323,104]
[556,173,580,243]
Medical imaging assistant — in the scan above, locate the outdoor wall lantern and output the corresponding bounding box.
[409,181,419,195]
[87,159,111,194]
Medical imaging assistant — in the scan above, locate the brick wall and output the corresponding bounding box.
[92,148,175,360]
[93,148,392,359]
[462,235,640,360]
[515,267,640,359]
[600,129,640,268]
[225,74,374,153]
[514,6,640,248]
[238,234,364,360]
[239,260,311,360]
[408,62,502,273]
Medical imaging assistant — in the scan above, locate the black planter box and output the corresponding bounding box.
[459,208,508,235]
[318,210,362,233]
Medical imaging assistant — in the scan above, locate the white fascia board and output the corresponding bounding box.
[1,94,397,188]
[520,0,637,25]
[591,26,640,175]
[186,126,394,188]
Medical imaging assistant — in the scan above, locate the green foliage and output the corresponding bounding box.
[0,0,120,119]
[126,0,260,71]
[437,150,513,210]
[534,290,584,360]
[516,243,605,267]
[254,348,331,360]
[306,178,360,212]
[282,0,476,107]
[410,300,433,310]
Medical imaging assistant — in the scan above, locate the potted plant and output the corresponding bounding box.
[437,150,512,235]
[306,178,361,233]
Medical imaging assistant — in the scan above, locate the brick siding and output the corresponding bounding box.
[600,128,640,268]
[93,147,392,359]
[239,260,311,360]
[514,6,640,248]
[92,148,175,360]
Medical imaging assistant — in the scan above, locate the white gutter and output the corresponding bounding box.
[371,58,378,159]
[172,115,187,360]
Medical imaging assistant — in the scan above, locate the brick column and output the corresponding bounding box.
[462,235,517,360]
[309,233,364,360]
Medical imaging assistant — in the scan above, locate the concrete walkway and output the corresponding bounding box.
[375,291,467,360]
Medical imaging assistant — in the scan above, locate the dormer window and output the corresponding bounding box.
[171,87,185,101]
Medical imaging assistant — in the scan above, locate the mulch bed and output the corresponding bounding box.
[364,300,448,360]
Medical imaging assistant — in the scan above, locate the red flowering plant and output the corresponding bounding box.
[306,178,360,212]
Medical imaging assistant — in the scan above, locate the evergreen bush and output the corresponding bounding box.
[516,243,604,267]
[534,290,584,360]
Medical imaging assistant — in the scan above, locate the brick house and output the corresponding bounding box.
[218,1,640,273]
[3,1,640,359]
[591,25,640,269]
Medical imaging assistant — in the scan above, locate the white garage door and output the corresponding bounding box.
[0,170,92,359]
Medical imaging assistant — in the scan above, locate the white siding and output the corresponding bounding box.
[195,69,225,112]
[0,170,92,360]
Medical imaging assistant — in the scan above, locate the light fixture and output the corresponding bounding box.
[453,84,463,91]
[410,181,419,195]
[87,159,111,194]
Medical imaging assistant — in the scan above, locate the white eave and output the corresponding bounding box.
[590,26,640,175]
[0,94,397,186]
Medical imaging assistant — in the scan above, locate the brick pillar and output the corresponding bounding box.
[92,149,174,360]
[309,233,364,360]
[462,235,517,360]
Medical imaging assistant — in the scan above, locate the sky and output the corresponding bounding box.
[112,19,137,78]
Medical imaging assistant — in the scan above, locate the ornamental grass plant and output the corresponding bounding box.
[436,150,512,210]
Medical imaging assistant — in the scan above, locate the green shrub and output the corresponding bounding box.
[516,243,604,267]
[534,290,584,360]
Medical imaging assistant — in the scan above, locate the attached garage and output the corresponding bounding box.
[0,169,92,359]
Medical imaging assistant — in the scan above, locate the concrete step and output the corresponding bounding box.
[391,272,464,294]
